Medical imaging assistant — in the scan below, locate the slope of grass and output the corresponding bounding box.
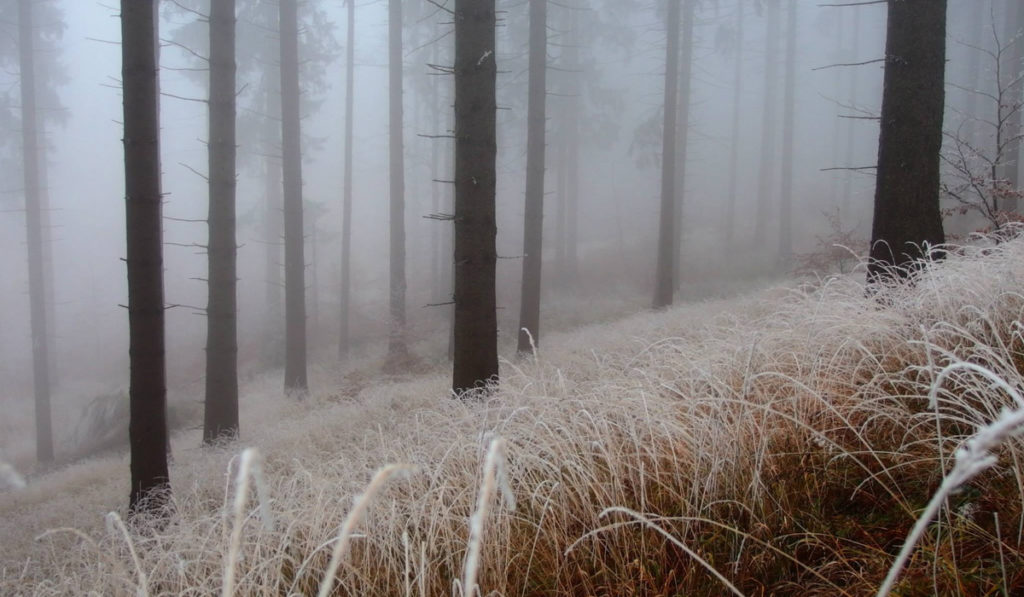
[4,239,1024,595]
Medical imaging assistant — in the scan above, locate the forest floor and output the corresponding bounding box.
[4,239,1024,595]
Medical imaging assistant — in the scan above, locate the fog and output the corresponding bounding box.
[0,0,993,465]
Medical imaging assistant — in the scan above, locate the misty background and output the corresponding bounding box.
[0,0,991,465]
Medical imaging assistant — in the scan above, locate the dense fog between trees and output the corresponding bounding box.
[0,0,1003,465]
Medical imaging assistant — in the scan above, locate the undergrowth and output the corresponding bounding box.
[4,238,1024,595]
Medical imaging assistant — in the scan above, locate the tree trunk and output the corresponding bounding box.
[673,0,695,289]
[19,0,53,463]
[203,0,239,444]
[867,0,946,280]
[778,0,796,265]
[963,0,983,148]
[122,0,171,513]
[654,0,681,309]
[841,9,861,212]
[452,0,498,395]
[725,0,744,249]
[829,12,842,205]
[430,38,442,303]
[262,125,283,367]
[753,0,780,247]
[339,0,355,360]
[388,0,407,360]
[565,10,580,286]
[39,148,58,389]
[517,0,547,354]
[554,134,567,275]
[279,0,308,393]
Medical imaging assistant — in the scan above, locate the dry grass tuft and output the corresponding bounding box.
[5,238,1024,595]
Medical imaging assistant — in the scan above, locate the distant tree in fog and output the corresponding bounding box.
[673,0,695,289]
[16,0,53,463]
[724,0,745,248]
[753,0,780,247]
[517,0,547,354]
[165,0,335,370]
[654,0,681,309]
[868,0,946,281]
[339,0,356,361]
[777,0,796,265]
[203,0,239,444]
[279,0,308,393]
[122,0,172,514]
[388,0,408,363]
[452,0,499,395]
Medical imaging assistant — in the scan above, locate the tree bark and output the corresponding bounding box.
[868,0,946,280]
[340,0,355,360]
[279,0,308,393]
[388,0,407,360]
[19,0,53,463]
[203,0,239,444]
[725,0,744,249]
[517,0,547,354]
[452,0,498,395]
[122,0,170,513]
[673,0,694,289]
[753,0,780,247]
[654,0,681,309]
[778,0,796,265]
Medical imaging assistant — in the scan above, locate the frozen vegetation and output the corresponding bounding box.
[1,237,1024,594]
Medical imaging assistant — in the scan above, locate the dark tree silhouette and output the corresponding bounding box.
[517,0,547,354]
[279,0,308,393]
[654,0,681,309]
[17,0,53,463]
[122,0,171,513]
[388,0,407,361]
[868,0,946,279]
[339,0,355,360]
[203,0,239,443]
[452,0,498,395]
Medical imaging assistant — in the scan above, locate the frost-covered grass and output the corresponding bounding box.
[5,239,1024,595]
